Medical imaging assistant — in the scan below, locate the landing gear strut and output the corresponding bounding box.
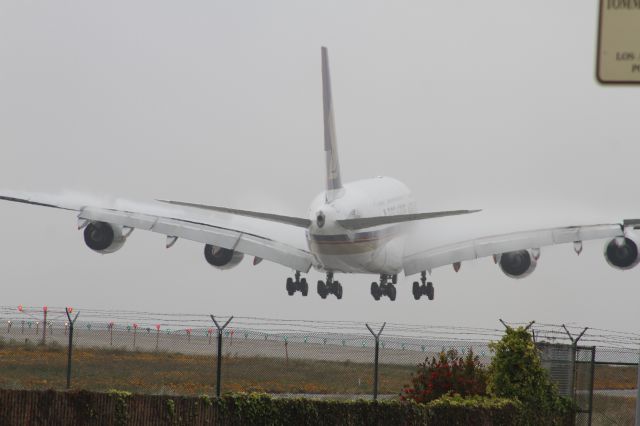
[286,271,308,296]
[317,272,343,299]
[370,274,397,301]
[412,271,434,300]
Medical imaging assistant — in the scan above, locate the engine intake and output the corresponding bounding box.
[498,249,537,279]
[605,236,640,270]
[83,221,126,254]
[204,244,244,270]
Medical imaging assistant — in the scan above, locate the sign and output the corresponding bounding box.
[597,0,640,83]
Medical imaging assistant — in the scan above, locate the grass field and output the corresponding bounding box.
[594,364,637,390]
[0,340,635,398]
[0,341,415,396]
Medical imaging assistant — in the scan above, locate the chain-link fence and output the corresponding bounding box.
[0,306,638,425]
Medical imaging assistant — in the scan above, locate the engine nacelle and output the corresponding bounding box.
[83,221,126,254]
[604,236,640,270]
[498,249,537,279]
[204,244,244,270]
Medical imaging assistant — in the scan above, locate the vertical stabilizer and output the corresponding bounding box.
[321,47,344,201]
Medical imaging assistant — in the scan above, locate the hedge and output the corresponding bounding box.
[0,389,571,425]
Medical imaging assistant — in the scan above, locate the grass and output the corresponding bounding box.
[0,339,636,398]
[594,364,637,390]
[0,341,415,396]
[591,395,636,425]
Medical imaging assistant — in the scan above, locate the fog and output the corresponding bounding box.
[1,1,639,334]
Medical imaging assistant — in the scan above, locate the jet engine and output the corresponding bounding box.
[498,249,537,279]
[604,236,640,270]
[204,244,244,270]
[83,221,127,254]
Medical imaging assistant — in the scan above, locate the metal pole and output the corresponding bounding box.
[366,322,386,401]
[65,308,79,390]
[211,315,233,398]
[635,346,640,426]
[42,307,47,345]
[216,330,223,397]
[373,339,379,400]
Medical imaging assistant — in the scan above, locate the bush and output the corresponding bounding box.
[427,394,522,426]
[0,389,529,426]
[487,326,574,424]
[400,348,487,403]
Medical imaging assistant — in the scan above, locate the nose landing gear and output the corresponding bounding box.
[412,271,434,300]
[286,271,308,296]
[371,274,397,301]
[317,272,343,300]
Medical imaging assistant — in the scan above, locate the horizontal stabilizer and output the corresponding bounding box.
[157,200,312,228]
[337,209,481,230]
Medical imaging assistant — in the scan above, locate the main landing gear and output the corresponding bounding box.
[317,272,343,300]
[286,271,308,296]
[412,271,434,300]
[370,274,397,301]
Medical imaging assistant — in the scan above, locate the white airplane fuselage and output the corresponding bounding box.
[306,176,416,274]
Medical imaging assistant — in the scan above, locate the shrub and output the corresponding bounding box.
[400,348,487,403]
[427,394,523,426]
[487,326,574,424]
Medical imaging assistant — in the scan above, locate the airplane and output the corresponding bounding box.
[1,47,638,302]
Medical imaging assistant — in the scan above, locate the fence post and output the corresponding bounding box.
[211,315,233,397]
[366,322,386,401]
[42,306,48,345]
[64,308,80,390]
[562,324,588,404]
[635,346,640,426]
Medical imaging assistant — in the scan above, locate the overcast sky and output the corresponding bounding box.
[1,1,639,334]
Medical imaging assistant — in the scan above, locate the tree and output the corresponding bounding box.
[487,326,573,423]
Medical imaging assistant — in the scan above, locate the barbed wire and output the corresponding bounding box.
[0,305,637,351]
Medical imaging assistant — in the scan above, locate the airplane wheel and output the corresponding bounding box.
[388,285,397,301]
[412,282,421,300]
[286,277,294,296]
[392,275,398,284]
[335,282,343,300]
[301,278,308,296]
[370,282,381,301]
[426,282,434,300]
[318,281,328,299]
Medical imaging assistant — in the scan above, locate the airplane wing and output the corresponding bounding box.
[0,191,314,273]
[403,222,627,276]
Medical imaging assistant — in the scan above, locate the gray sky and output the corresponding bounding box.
[1,1,639,334]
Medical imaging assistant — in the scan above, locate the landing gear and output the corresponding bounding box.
[317,272,343,300]
[371,274,397,301]
[412,271,434,300]
[286,271,308,296]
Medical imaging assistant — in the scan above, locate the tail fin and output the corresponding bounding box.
[321,47,344,201]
